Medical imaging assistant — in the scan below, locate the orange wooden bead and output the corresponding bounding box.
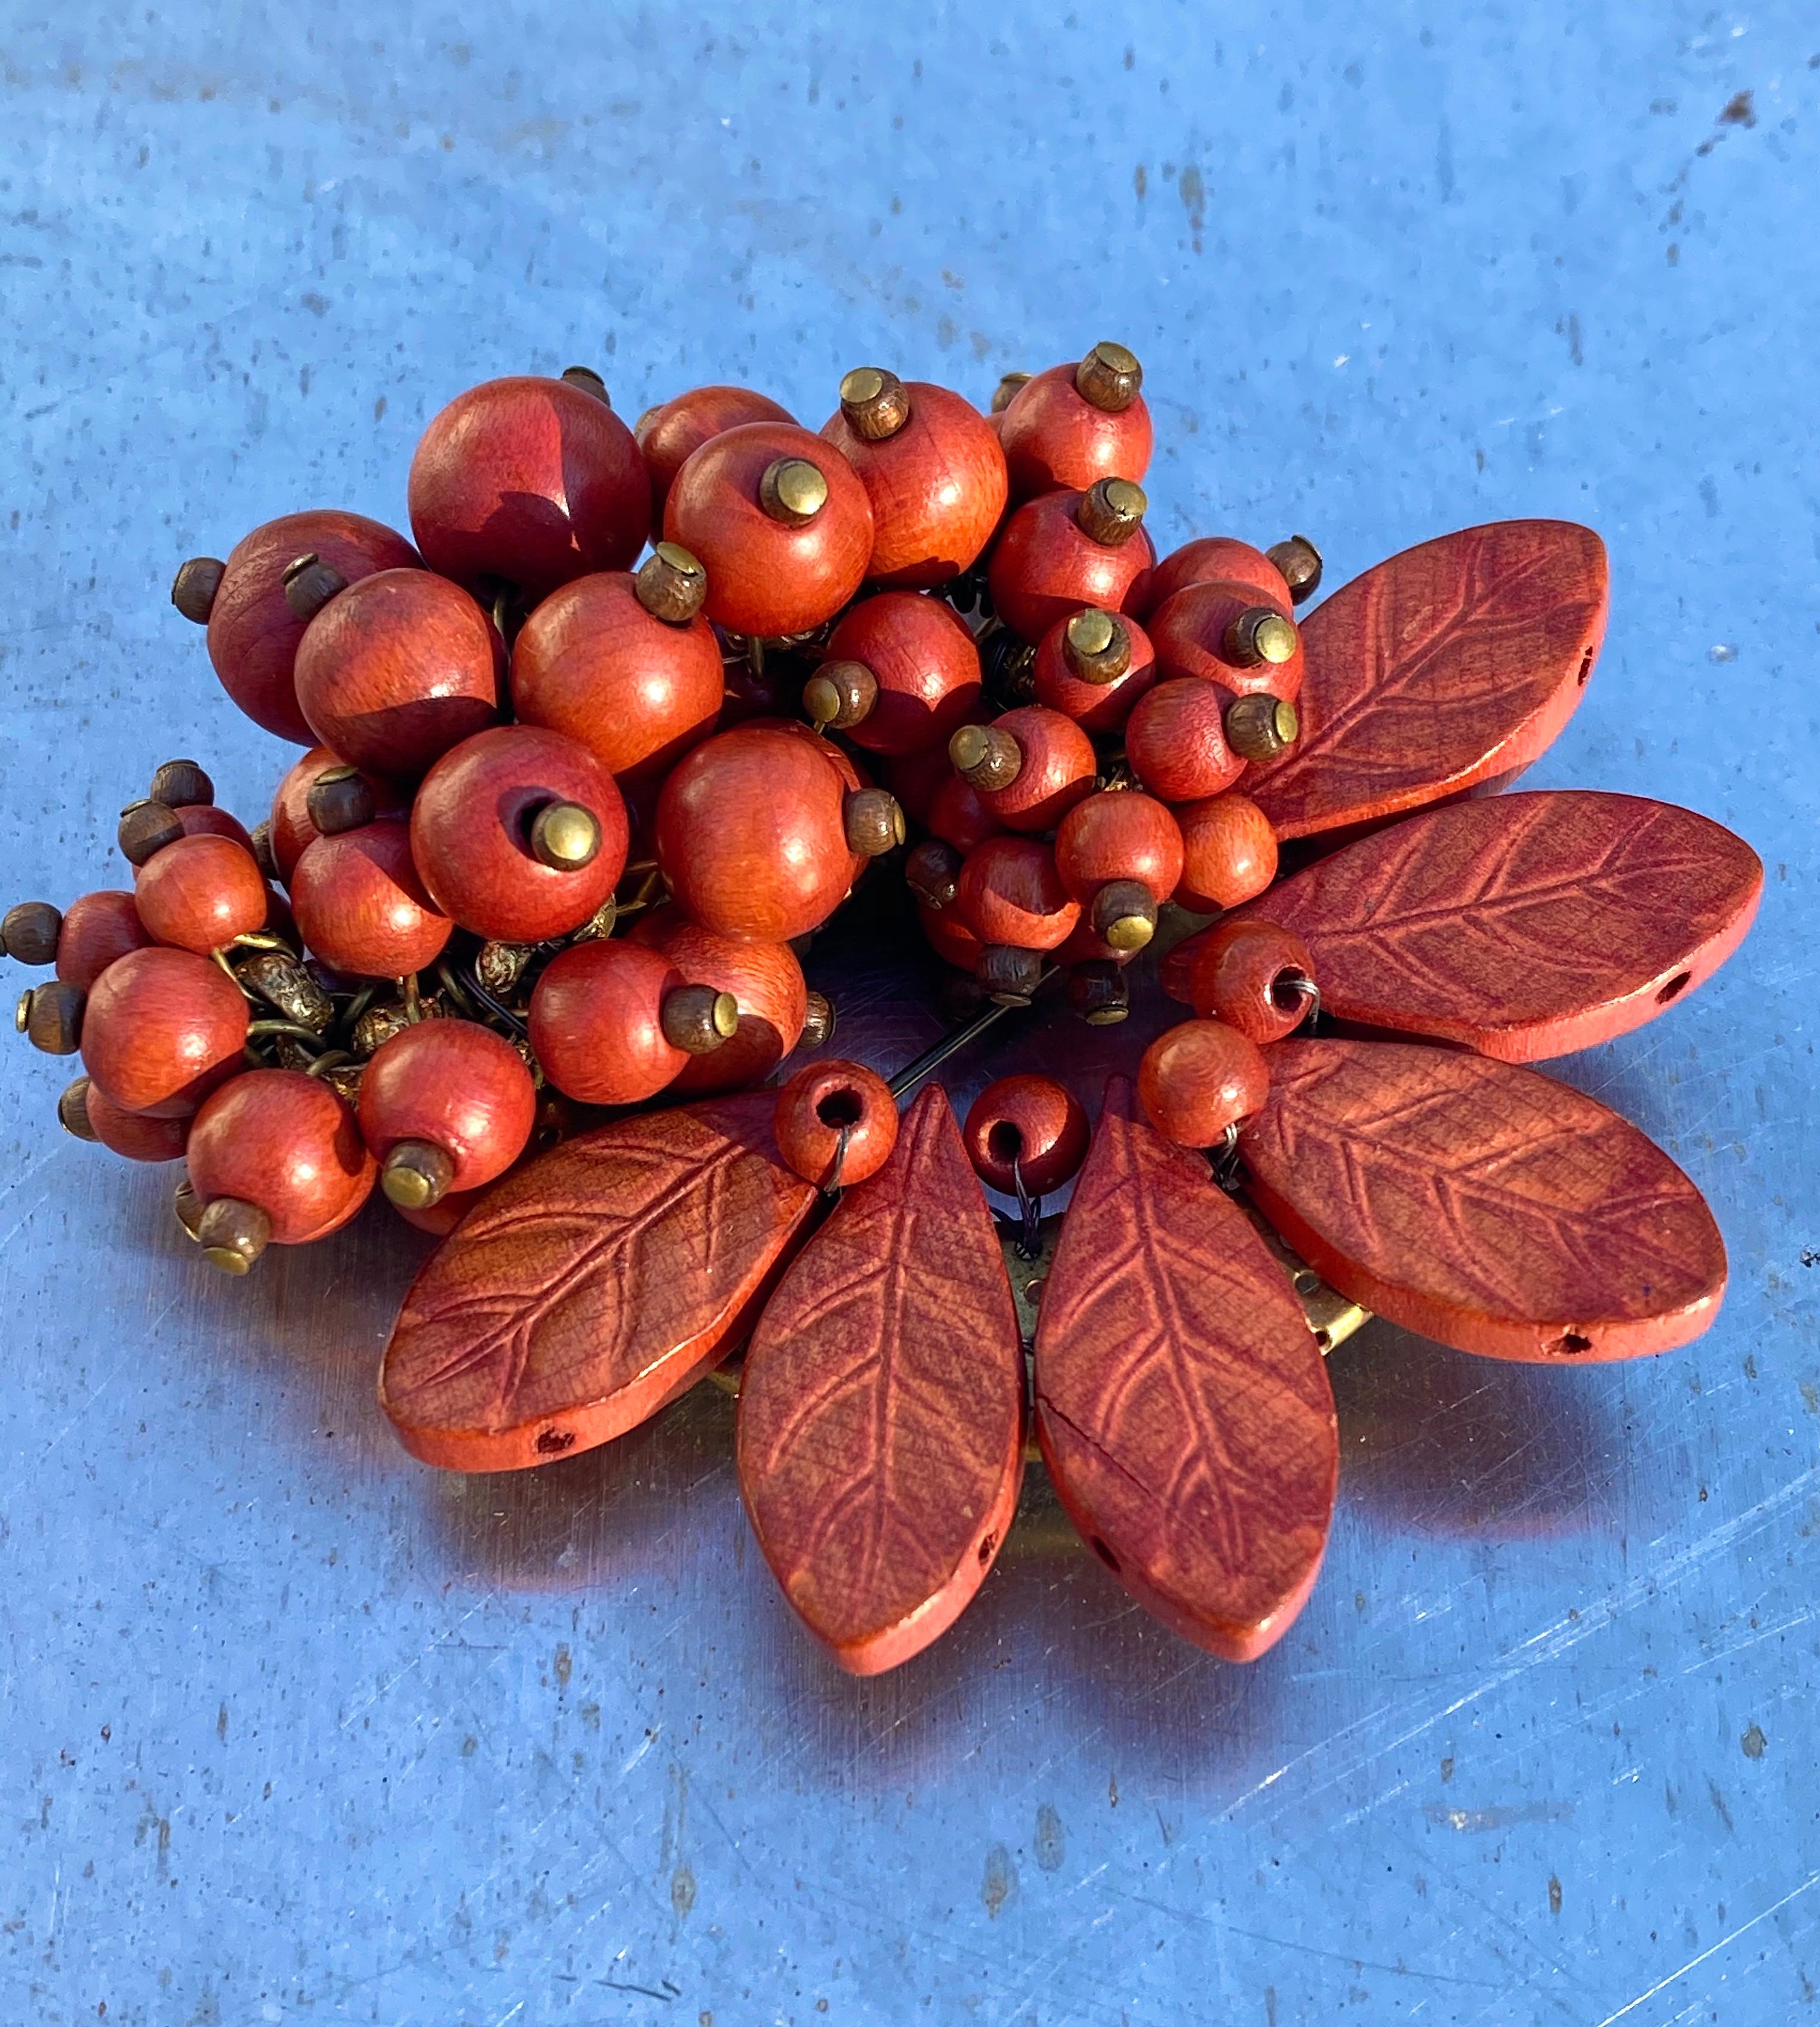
[963,1074,1089,1195]
[1148,579,1303,702]
[1186,920,1316,1044]
[80,945,249,1119]
[133,834,269,955]
[817,591,983,755]
[83,1080,191,1163]
[291,819,453,979]
[528,940,698,1106]
[1137,1018,1272,1148]
[1136,536,1292,620]
[407,375,648,600]
[1054,791,1184,952]
[920,899,984,970]
[952,704,1097,834]
[634,914,809,1098]
[926,772,1003,853]
[1124,679,1245,803]
[1031,607,1158,734]
[1174,791,1279,912]
[293,568,501,778]
[956,835,1080,950]
[359,1020,536,1199]
[997,347,1154,501]
[635,384,796,533]
[819,373,1008,587]
[56,890,153,991]
[188,1069,376,1251]
[663,421,873,639]
[986,483,1156,643]
[174,805,256,855]
[772,1060,898,1189]
[881,740,958,829]
[268,744,407,883]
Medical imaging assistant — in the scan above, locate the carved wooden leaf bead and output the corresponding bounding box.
[1246,520,1609,841]
[736,1085,1024,1677]
[1233,790,1761,1060]
[1033,1078,1338,1663]
[1239,1041,1726,1362]
[380,1092,817,1471]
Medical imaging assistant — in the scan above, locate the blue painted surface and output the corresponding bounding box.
[1,3,1817,2020]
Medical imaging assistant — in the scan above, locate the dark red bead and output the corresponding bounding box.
[963,1075,1089,1196]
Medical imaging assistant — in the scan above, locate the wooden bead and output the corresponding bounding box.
[817,592,982,755]
[633,916,808,1098]
[80,945,249,1118]
[18,980,84,1054]
[924,772,1003,854]
[1186,920,1316,1042]
[202,510,422,743]
[174,804,256,855]
[407,374,648,600]
[663,421,873,639]
[952,704,1097,833]
[83,1078,190,1162]
[772,1059,898,1189]
[149,758,214,808]
[268,746,406,882]
[634,385,796,533]
[963,1074,1088,1195]
[117,800,184,867]
[412,725,628,942]
[293,568,501,777]
[1148,580,1303,701]
[58,1075,99,1141]
[1224,693,1301,762]
[1054,791,1184,912]
[188,1069,376,1261]
[1124,679,1245,802]
[1172,791,1279,913]
[986,483,1156,643]
[1137,1018,1272,1148]
[819,376,1008,587]
[1,900,62,965]
[291,819,453,979]
[919,899,983,971]
[55,891,153,991]
[510,566,724,780]
[997,347,1154,500]
[132,834,268,955]
[170,556,224,625]
[956,835,1080,950]
[529,940,695,1106]
[359,1020,536,1201]
[1136,537,1292,620]
[1032,607,1157,733]
[655,725,861,941]
[903,837,963,909]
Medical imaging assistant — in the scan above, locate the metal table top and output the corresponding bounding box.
[2,4,1815,2021]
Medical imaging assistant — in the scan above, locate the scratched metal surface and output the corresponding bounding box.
[1,2,1816,2021]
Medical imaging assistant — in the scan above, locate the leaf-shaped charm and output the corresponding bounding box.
[1233,790,1762,1060]
[1240,1041,1726,1361]
[1247,521,1608,841]
[1033,1079,1337,1662]
[382,1092,817,1471]
[736,1085,1024,1676]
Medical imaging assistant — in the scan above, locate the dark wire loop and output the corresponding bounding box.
[1210,1121,1243,1193]
[823,1120,853,1197]
[1012,1153,1043,1261]
[1283,970,1321,1032]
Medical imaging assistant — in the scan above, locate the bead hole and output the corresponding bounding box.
[1576,646,1594,687]
[1546,1332,1594,1357]
[1091,1536,1122,1574]
[816,1088,864,1130]
[977,1532,997,1568]
[1655,971,1692,1005]
[1270,970,1305,1012]
[986,1121,1024,1164]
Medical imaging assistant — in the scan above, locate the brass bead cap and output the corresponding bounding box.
[560,365,610,404]
[528,801,602,870]
[802,660,878,731]
[197,1196,271,1275]
[1062,607,1132,684]
[1225,693,1302,762]
[662,984,740,1056]
[635,541,708,625]
[843,788,907,859]
[759,457,829,527]
[381,1138,457,1210]
[1075,477,1147,546]
[949,722,1023,790]
[1092,879,1159,953]
[990,371,1032,415]
[1266,535,1323,604]
[1075,341,1144,413]
[171,555,225,625]
[838,365,913,442]
[1224,607,1299,667]
[21,980,85,1055]
[306,764,375,838]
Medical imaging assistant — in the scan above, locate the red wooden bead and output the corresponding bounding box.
[955,704,1097,834]
[956,835,1080,950]
[772,1059,898,1189]
[654,725,862,942]
[926,772,1004,854]
[663,421,873,639]
[819,374,1008,587]
[1173,791,1278,913]
[963,1074,1089,1195]
[510,569,723,781]
[986,485,1156,644]
[997,351,1153,500]
[880,740,957,829]
[636,384,796,533]
[79,945,249,1119]
[528,940,693,1106]
[56,890,153,991]
[291,819,453,979]
[1185,919,1316,1043]
[818,592,983,755]
[1148,579,1303,701]
[1136,536,1292,620]
[1137,1018,1272,1148]
[201,510,421,743]
[634,916,808,1098]
[920,899,983,971]
[412,725,629,942]
[133,834,269,955]
[1124,679,1245,802]
[268,745,407,883]
[1054,791,1184,905]
[293,568,501,778]
[359,1020,536,1196]
[84,1080,190,1163]
[175,805,256,854]
[1032,607,1158,733]
[188,1069,376,1244]
[407,375,648,600]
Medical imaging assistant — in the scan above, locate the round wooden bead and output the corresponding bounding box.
[986,484,1156,643]
[1174,791,1279,912]
[268,746,407,883]
[953,704,1097,833]
[997,349,1154,501]
[84,1078,190,1162]
[1137,1018,1272,1148]
[1054,791,1184,906]
[359,1020,536,1199]
[963,1074,1089,1196]
[881,740,962,829]
[1136,537,1292,620]
[1032,607,1157,734]
[291,819,453,979]
[407,374,648,600]
[1185,919,1316,1044]
[510,568,723,780]
[635,385,796,534]
[1125,679,1245,803]
[528,939,695,1106]
[926,772,1004,854]
[1148,579,1303,701]
[175,805,256,855]
[654,725,861,941]
[294,568,501,777]
[1,900,61,965]
[956,835,1080,950]
[56,890,153,991]
[663,421,874,639]
[631,914,808,1098]
[920,899,984,971]
[819,376,1008,588]
[200,510,421,743]
[19,980,85,1054]
[188,1069,376,1251]
[412,726,629,942]
[133,834,269,955]
[772,1060,898,1189]
[817,592,983,755]
[80,945,249,1118]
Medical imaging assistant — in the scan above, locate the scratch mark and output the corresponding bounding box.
[1591,1872,1819,2025]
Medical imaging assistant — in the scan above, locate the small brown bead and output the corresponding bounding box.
[1266,535,1323,604]
[843,788,906,858]
[1225,693,1301,762]
[1062,608,1131,684]
[903,837,962,910]
[661,983,740,1055]
[802,659,879,732]
[1222,607,1299,667]
[528,800,603,870]
[949,722,1023,791]
[837,366,913,442]
[977,943,1044,1005]
[58,1075,98,1141]
[173,1178,205,1239]
[170,555,226,625]
[197,1195,273,1275]
[1074,341,1144,414]
[1074,477,1147,547]
[560,364,610,403]
[634,540,709,625]
[149,759,215,808]
[1090,878,1159,953]
[118,799,185,867]
[800,989,836,1047]
[380,1137,459,1211]
[758,457,829,527]
[990,372,1032,415]
[249,820,278,882]
[1067,959,1130,1024]
[20,980,84,1054]
[281,551,348,624]
[2,900,63,965]
[306,764,376,838]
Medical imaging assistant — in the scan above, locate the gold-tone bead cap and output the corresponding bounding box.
[990,371,1032,415]
[560,364,610,404]
[1266,534,1324,603]
[760,457,829,527]
[1076,477,1147,546]
[635,541,708,624]
[382,1139,457,1210]
[1062,607,1132,684]
[1075,341,1144,413]
[838,365,912,442]
[529,801,602,870]
[1224,607,1300,667]
[1225,693,1302,761]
